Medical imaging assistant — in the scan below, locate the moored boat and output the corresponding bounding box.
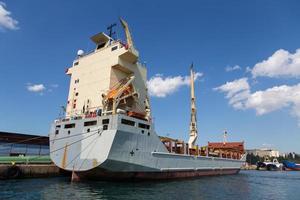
[256,158,283,171]
[283,161,300,171]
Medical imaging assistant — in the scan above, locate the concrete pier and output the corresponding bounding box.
[0,164,69,179]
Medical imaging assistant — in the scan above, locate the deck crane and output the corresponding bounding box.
[188,64,198,148]
[120,18,134,48]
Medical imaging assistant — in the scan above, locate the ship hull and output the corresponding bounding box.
[283,161,300,171]
[50,115,246,181]
[284,168,300,171]
[71,167,240,181]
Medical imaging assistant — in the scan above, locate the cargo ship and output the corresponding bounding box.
[49,19,246,181]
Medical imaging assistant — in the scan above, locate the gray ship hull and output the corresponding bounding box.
[71,166,240,181]
[50,114,245,181]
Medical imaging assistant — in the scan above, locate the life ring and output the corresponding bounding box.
[5,166,21,179]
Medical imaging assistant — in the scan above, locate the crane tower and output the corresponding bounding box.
[188,64,198,148]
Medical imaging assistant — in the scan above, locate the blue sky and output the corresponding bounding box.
[0,0,300,153]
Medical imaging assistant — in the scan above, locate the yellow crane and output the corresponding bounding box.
[119,18,134,48]
[188,64,198,148]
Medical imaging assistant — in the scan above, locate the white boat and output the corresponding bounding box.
[257,158,283,170]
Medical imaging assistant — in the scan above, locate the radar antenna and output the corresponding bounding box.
[107,23,117,39]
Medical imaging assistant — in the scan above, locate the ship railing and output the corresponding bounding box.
[73,40,125,61]
[56,106,115,122]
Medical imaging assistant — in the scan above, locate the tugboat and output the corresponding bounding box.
[49,18,246,181]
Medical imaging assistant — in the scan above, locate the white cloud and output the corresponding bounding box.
[215,78,300,125]
[245,84,300,116]
[0,2,18,30]
[251,49,300,78]
[225,65,241,72]
[27,84,46,93]
[147,72,203,97]
[214,78,250,109]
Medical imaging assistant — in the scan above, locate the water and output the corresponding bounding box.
[0,171,300,200]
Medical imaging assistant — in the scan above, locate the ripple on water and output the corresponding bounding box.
[0,171,300,200]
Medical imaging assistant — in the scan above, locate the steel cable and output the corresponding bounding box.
[22,130,101,163]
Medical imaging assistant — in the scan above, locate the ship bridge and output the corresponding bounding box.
[64,19,149,122]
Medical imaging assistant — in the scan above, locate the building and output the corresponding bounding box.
[246,148,280,158]
[0,131,49,156]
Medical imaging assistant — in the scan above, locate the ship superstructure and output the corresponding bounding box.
[65,20,149,120]
[49,19,246,181]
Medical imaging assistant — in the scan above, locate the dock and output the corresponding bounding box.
[0,156,69,179]
[0,132,70,179]
[0,164,64,179]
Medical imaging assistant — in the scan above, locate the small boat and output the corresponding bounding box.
[256,158,283,171]
[282,160,300,171]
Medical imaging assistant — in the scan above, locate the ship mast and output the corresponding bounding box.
[188,64,198,148]
[223,130,228,144]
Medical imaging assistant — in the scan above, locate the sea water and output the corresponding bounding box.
[0,170,299,200]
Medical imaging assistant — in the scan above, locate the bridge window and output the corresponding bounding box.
[111,46,118,51]
[102,119,109,124]
[64,123,75,129]
[84,120,97,126]
[138,123,150,130]
[121,119,135,126]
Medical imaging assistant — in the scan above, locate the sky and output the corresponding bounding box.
[0,0,300,153]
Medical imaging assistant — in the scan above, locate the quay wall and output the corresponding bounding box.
[0,164,68,179]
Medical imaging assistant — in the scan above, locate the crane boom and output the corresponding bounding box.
[188,64,198,148]
[120,18,134,48]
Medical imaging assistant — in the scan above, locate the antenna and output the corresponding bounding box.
[223,130,228,144]
[107,23,117,39]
